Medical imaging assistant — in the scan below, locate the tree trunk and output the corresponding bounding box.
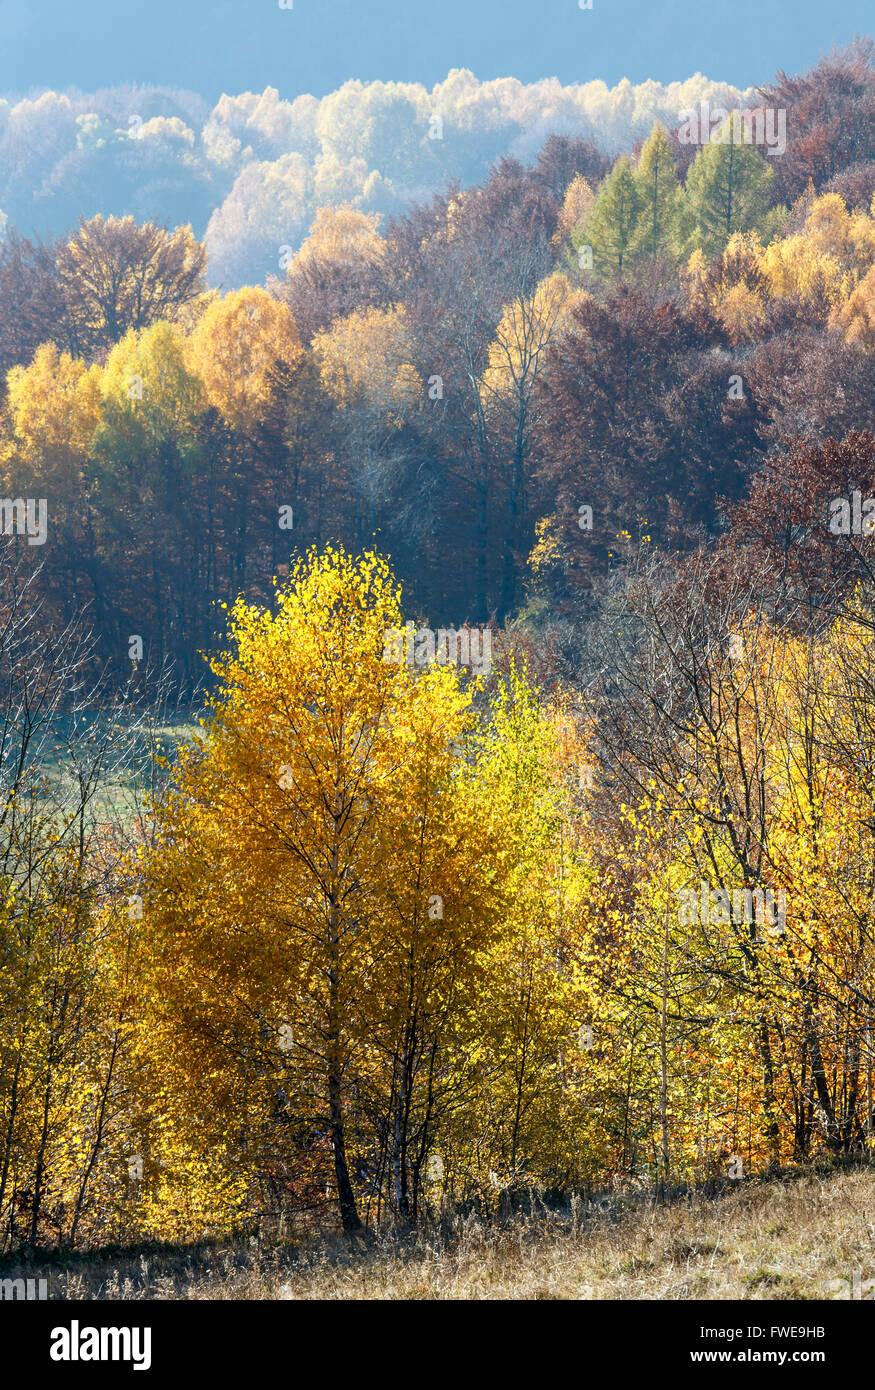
[326,870,361,1234]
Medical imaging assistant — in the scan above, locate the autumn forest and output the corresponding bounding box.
[2,37,875,1256]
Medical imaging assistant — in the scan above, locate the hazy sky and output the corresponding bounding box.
[0,0,870,99]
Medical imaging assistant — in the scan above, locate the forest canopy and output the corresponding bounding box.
[3,41,875,1251]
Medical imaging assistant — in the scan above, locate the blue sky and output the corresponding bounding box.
[0,0,871,99]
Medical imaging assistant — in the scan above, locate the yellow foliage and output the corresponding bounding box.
[702,196,875,327]
[101,321,204,439]
[831,262,875,350]
[2,342,102,497]
[714,281,767,341]
[313,303,420,423]
[803,192,875,279]
[138,548,525,1225]
[553,174,596,247]
[56,214,208,353]
[187,285,302,433]
[480,272,585,409]
[682,248,709,314]
[291,204,385,273]
[759,232,846,310]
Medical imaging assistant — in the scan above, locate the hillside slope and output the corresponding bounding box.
[7,1165,875,1300]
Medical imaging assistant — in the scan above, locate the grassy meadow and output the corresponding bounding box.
[5,1164,874,1301]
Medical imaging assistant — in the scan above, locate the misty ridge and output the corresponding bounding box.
[0,70,751,286]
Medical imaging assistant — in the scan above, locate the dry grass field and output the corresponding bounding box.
[7,1164,875,1301]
